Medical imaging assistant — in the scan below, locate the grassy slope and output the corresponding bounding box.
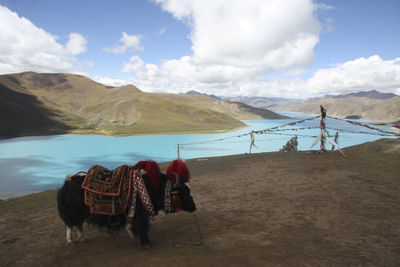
[159,94,287,120]
[0,72,285,137]
[0,80,74,138]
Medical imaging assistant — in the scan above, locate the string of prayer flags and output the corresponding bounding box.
[325,127,396,137]
[345,120,398,135]
[269,115,321,130]
[257,126,320,134]
[326,116,399,136]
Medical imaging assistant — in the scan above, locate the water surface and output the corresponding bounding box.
[0,113,396,199]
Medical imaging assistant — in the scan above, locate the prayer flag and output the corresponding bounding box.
[310,133,321,149]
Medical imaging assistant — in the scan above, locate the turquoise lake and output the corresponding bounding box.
[0,113,396,199]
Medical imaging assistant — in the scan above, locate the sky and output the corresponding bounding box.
[0,0,399,98]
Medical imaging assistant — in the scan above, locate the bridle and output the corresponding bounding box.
[163,168,203,245]
[163,179,180,213]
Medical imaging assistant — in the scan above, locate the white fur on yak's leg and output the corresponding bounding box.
[75,226,86,242]
[126,224,135,240]
[66,227,73,244]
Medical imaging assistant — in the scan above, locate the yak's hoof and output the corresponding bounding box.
[67,240,73,245]
[126,224,135,240]
[142,242,152,249]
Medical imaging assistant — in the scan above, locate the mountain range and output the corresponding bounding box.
[0,72,286,138]
[222,90,400,122]
[2,71,397,139]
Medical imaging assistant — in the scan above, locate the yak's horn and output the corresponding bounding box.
[171,171,181,188]
[139,168,147,176]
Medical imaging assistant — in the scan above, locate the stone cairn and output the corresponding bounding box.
[279,136,298,152]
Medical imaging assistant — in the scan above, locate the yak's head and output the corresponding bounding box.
[167,159,196,213]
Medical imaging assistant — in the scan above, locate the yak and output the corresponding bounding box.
[57,159,196,248]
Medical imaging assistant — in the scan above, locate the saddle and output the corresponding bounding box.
[81,165,133,215]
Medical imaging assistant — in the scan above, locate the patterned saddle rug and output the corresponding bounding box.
[81,165,132,215]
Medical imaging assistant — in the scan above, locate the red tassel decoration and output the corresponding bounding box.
[133,161,162,193]
[171,194,182,212]
[166,159,190,182]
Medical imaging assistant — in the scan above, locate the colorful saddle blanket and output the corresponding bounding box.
[82,165,132,215]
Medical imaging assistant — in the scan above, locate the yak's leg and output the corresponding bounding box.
[137,218,151,247]
[66,227,73,244]
[75,225,86,242]
[135,205,151,247]
[126,223,135,240]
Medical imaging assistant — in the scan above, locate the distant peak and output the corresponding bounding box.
[185,90,220,99]
[185,90,202,95]
[326,90,397,100]
[114,84,141,93]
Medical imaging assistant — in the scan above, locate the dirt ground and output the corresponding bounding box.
[1,138,400,266]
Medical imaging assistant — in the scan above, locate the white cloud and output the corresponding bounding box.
[104,32,143,54]
[119,54,400,98]
[125,1,399,98]
[314,3,334,11]
[307,55,400,95]
[65,33,87,55]
[228,55,400,98]
[155,0,320,70]
[121,55,144,74]
[128,0,320,95]
[158,26,167,35]
[90,75,137,87]
[0,5,86,74]
[153,0,192,20]
[314,3,335,33]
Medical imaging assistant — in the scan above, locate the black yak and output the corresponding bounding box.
[57,159,196,247]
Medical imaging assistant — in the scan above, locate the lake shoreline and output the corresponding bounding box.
[0,111,296,140]
[0,122,254,140]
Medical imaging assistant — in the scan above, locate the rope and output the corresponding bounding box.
[261,126,320,133]
[263,132,321,138]
[179,133,249,146]
[326,127,397,137]
[327,116,399,136]
[193,213,203,246]
[180,137,292,146]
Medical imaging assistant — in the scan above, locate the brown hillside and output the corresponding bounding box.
[0,72,285,138]
[0,82,72,138]
[269,96,400,122]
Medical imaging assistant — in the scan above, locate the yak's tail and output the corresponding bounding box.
[65,172,87,181]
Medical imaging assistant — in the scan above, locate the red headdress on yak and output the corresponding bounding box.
[166,159,191,212]
[133,161,162,193]
[166,159,190,183]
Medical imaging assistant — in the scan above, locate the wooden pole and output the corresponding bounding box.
[320,105,326,152]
